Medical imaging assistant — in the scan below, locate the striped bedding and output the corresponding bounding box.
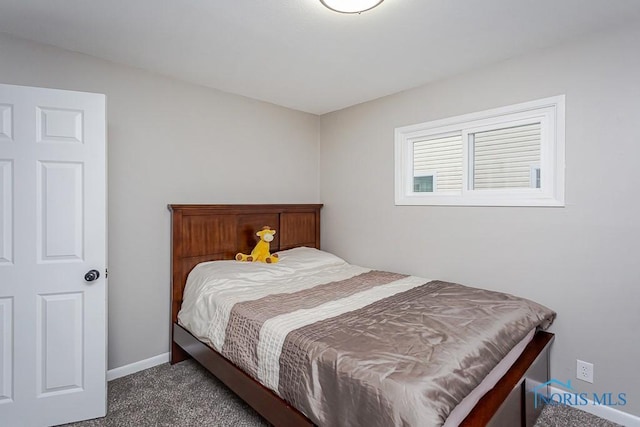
[178,247,555,427]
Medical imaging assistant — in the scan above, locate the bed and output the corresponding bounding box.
[169,204,555,427]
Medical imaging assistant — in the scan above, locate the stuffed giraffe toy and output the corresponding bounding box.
[235,226,279,263]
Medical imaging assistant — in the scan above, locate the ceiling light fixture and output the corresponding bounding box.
[320,0,384,14]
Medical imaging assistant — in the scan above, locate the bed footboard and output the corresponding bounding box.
[174,322,553,427]
[462,331,554,427]
[173,323,312,427]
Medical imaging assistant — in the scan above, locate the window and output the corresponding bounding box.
[395,96,565,206]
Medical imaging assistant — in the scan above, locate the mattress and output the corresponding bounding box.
[178,247,555,427]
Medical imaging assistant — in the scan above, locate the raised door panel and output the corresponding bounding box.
[0,105,12,142]
[36,293,84,396]
[36,107,83,144]
[0,297,12,403]
[0,160,12,265]
[37,161,84,262]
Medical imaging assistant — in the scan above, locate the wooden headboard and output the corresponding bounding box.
[168,204,323,328]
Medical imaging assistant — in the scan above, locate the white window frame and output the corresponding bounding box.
[395,95,565,207]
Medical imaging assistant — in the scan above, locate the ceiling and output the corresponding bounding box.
[1,1,640,115]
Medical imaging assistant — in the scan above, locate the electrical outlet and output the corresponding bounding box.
[577,359,594,383]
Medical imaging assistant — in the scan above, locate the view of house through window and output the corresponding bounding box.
[471,122,541,190]
[411,122,542,193]
[412,133,462,192]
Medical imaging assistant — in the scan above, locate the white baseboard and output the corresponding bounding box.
[549,386,640,427]
[107,352,170,381]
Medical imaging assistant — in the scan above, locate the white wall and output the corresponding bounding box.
[320,25,640,416]
[0,33,321,370]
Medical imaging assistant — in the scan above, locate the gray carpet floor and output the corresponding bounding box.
[63,359,621,427]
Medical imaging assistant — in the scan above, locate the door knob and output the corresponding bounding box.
[84,270,100,282]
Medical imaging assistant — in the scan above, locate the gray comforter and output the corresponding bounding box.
[218,271,555,426]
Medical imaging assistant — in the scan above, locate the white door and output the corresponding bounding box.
[0,83,107,426]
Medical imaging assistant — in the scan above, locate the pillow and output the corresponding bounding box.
[275,247,347,270]
[180,248,351,338]
[188,247,347,287]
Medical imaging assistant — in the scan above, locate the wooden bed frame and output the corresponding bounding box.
[169,204,554,427]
